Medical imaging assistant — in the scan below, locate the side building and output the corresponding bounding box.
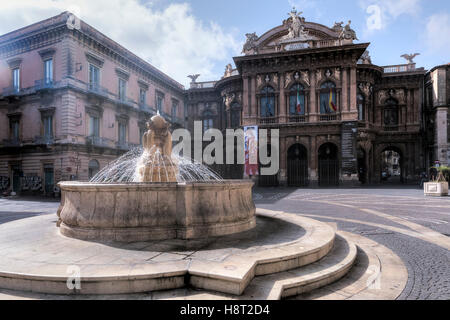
[0,12,186,195]
[186,10,427,187]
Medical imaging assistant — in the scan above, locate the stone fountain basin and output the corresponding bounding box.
[57,180,255,242]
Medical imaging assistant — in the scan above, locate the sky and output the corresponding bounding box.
[0,0,449,87]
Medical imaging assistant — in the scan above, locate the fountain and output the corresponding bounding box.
[57,114,255,242]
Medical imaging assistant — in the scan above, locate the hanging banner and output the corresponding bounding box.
[244,126,259,176]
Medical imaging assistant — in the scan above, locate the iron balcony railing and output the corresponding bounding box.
[34,136,54,145]
[35,78,56,91]
[319,114,339,122]
[2,138,21,147]
[117,95,135,108]
[139,103,157,115]
[2,86,21,97]
[116,141,132,150]
[87,83,109,97]
[288,115,307,123]
[86,136,111,148]
[259,116,278,125]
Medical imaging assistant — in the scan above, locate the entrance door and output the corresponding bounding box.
[357,148,367,184]
[318,143,339,186]
[287,144,308,187]
[12,165,21,193]
[44,166,54,194]
[258,144,279,187]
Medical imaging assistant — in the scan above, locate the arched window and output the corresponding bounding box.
[319,81,337,114]
[289,83,305,115]
[383,98,398,126]
[88,159,100,179]
[202,109,214,132]
[357,92,365,121]
[260,86,275,118]
[230,102,241,128]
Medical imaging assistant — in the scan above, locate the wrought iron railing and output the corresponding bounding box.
[87,83,109,97]
[259,116,278,124]
[34,136,54,145]
[288,115,307,123]
[319,114,339,122]
[139,103,156,114]
[86,136,110,147]
[2,86,21,97]
[35,78,56,91]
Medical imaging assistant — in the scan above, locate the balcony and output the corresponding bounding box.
[139,103,157,115]
[319,114,339,122]
[171,116,184,126]
[116,141,132,151]
[383,125,399,132]
[259,117,278,125]
[2,86,21,97]
[86,136,110,148]
[2,138,20,147]
[117,95,135,108]
[383,64,416,73]
[34,136,54,145]
[288,115,307,123]
[35,78,56,91]
[190,81,216,89]
[87,83,109,98]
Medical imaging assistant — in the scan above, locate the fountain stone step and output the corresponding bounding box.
[0,210,335,296]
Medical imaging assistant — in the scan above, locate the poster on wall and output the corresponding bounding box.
[244,126,259,176]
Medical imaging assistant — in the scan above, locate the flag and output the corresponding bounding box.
[296,87,302,114]
[328,89,337,112]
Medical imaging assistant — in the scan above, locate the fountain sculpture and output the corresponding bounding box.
[57,114,255,242]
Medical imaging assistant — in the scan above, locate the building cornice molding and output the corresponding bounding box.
[38,47,56,60]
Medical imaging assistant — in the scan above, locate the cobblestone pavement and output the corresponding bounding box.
[253,187,450,300]
[0,188,449,300]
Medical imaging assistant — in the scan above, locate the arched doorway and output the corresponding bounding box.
[287,144,308,187]
[318,143,339,186]
[88,159,100,180]
[380,148,403,184]
[357,147,367,184]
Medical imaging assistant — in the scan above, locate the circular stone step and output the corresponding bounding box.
[0,209,335,295]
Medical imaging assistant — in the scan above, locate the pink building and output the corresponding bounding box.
[0,12,185,195]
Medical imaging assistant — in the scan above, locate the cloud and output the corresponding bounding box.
[360,0,421,33]
[0,0,240,87]
[424,13,450,54]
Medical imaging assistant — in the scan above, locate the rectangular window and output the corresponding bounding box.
[10,120,19,140]
[43,116,53,138]
[44,59,53,84]
[171,101,178,119]
[89,116,100,137]
[89,64,100,89]
[139,88,146,106]
[156,95,163,113]
[118,78,127,101]
[12,68,20,92]
[118,123,127,143]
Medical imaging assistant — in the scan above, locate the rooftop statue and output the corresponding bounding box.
[339,20,358,41]
[401,53,420,64]
[332,21,344,33]
[282,7,309,41]
[242,32,258,54]
[224,63,233,78]
[187,74,200,83]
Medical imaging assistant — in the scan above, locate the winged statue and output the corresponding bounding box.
[401,53,420,64]
[187,74,200,83]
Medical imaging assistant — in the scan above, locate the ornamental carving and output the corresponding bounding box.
[377,90,388,105]
[316,69,322,84]
[256,74,262,88]
[300,71,310,86]
[339,20,358,41]
[358,82,371,98]
[223,93,236,109]
[334,68,341,81]
[242,32,259,55]
[284,72,292,88]
[273,73,279,86]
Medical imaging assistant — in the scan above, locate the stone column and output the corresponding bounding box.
[342,67,348,112]
[279,73,286,123]
[349,67,357,116]
[242,76,249,119]
[251,76,257,119]
[309,136,318,186]
[310,70,317,122]
[436,107,449,166]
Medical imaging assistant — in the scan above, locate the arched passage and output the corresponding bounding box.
[357,147,367,184]
[287,143,308,187]
[380,147,403,184]
[318,143,339,186]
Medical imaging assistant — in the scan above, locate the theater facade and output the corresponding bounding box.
[186,9,429,187]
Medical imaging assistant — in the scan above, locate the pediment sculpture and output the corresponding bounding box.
[339,20,358,41]
[281,8,310,42]
[242,32,259,54]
